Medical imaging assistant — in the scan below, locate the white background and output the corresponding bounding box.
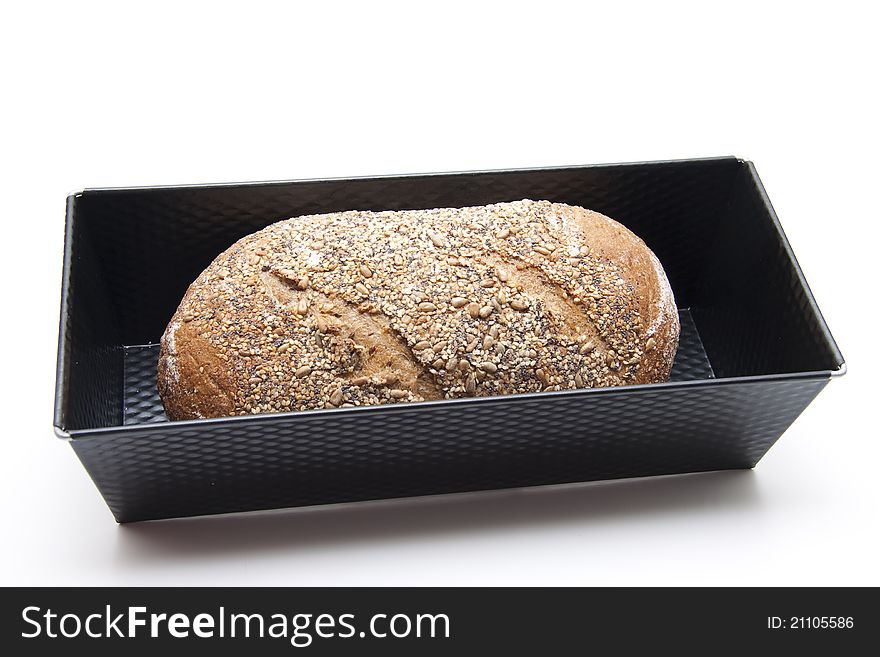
[1,1,877,586]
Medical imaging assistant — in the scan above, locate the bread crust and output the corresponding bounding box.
[158,200,679,420]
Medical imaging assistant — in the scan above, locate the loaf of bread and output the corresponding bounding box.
[158,200,679,420]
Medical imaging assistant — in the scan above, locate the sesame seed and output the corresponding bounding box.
[579,340,595,354]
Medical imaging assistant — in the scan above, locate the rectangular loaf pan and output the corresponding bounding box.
[54,157,845,522]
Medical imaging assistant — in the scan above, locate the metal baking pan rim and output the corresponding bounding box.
[53,157,847,439]
[53,193,78,438]
[71,156,742,195]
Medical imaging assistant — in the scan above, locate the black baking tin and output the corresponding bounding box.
[54,157,844,522]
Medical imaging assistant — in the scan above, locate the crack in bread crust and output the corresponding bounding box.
[263,270,442,399]
[481,253,611,355]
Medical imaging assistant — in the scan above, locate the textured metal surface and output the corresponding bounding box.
[123,345,166,425]
[669,310,714,381]
[55,158,845,522]
[74,377,827,522]
[120,310,714,427]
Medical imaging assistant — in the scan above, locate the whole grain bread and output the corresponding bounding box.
[158,200,679,420]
